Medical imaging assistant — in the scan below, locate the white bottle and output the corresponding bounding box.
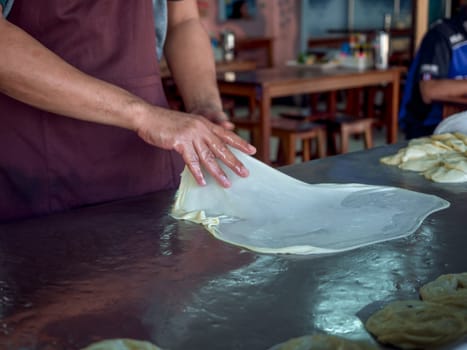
[374,31,390,70]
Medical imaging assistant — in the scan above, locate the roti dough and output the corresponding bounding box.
[171,148,449,255]
[365,300,466,349]
[381,133,467,183]
[420,272,467,308]
[268,333,379,350]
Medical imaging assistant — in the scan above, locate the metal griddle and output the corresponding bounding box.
[0,143,466,350]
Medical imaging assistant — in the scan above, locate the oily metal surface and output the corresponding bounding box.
[0,144,466,350]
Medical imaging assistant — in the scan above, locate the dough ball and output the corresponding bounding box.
[420,272,467,308]
[365,300,466,349]
[270,333,379,350]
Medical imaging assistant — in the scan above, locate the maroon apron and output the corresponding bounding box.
[0,0,184,222]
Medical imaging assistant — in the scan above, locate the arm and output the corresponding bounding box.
[419,79,467,104]
[164,0,234,129]
[416,25,465,104]
[0,6,254,187]
[0,9,140,131]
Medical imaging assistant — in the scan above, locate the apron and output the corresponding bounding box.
[0,0,184,222]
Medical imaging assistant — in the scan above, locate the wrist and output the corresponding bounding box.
[124,98,153,133]
[186,101,223,115]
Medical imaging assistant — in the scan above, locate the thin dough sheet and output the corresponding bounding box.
[171,149,450,255]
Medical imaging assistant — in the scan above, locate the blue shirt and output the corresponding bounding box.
[1,0,169,59]
[0,0,13,16]
[399,9,467,131]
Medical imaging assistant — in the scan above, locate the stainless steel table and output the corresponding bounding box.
[1,144,466,350]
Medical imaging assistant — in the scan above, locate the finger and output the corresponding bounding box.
[209,140,250,178]
[175,143,207,186]
[189,108,233,128]
[213,126,256,155]
[194,141,231,188]
[211,112,235,129]
[205,112,235,131]
[219,120,235,130]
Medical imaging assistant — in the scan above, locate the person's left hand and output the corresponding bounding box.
[189,105,235,130]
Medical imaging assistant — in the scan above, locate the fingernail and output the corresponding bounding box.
[248,145,256,153]
[221,175,231,188]
[238,166,249,177]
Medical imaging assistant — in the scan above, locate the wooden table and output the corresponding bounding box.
[161,59,257,111]
[1,144,466,349]
[218,66,404,163]
[160,59,257,79]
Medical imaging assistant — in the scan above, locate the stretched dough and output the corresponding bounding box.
[171,148,449,255]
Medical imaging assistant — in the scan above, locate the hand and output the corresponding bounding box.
[135,107,256,188]
[189,105,235,131]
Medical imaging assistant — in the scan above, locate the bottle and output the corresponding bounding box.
[383,13,392,32]
[374,31,389,69]
[220,30,236,62]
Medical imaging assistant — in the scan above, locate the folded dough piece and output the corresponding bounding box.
[399,155,440,172]
[423,165,467,183]
[171,148,449,255]
[381,133,467,183]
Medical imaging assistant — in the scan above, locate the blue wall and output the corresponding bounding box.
[303,0,349,38]
[300,0,412,51]
[353,0,412,31]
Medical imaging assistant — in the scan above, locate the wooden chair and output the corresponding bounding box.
[230,116,261,146]
[439,97,467,119]
[319,114,375,154]
[281,112,375,155]
[229,104,327,166]
[271,118,327,166]
[220,37,275,145]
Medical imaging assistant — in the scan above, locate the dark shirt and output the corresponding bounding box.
[1,0,176,59]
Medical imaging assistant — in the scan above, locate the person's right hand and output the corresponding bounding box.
[134,107,256,188]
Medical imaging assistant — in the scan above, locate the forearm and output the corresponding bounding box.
[0,16,152,131]
[164,18,222,113]
[420,79,467,104]
[0,6,254,188]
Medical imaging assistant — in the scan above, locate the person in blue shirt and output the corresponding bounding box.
[0,0,255,222]
[399,3,467,139]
